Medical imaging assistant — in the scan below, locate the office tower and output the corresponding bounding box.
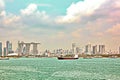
[85,44,91,54]
[93,45,97,54]
[0,42,2,56]
[4,47,6,56]
[72,43,76,53]
[25,43,31,56]
[76,47,80,54]
[18,41,24,55]
[9,43,12,53]
[6,41,13,54]
[6,41,10,55]
[99,45,105,54]
[31,42,40,55]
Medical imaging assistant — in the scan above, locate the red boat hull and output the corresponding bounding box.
[57,57,78,60]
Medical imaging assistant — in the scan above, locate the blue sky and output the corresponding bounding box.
[5,0,82,15]
[0,0,120,51]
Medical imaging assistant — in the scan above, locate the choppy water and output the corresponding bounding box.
[0,58,120,80]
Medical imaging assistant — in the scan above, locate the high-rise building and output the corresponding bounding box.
[9,43,12,53]
[32,43,38,55]
[93,45,97,54]
[6,41,10,55]
[0,42,2,56]
[4,47,7,56]
[25,43,31,56]
[6,41,13,55]
[72,43,76,53]
[99,45,105,54]
[85,44,91,54]
[76,47,80,54]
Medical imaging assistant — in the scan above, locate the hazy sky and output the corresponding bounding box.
[0,0,120,52]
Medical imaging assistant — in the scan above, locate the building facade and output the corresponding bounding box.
[0,42,2,56]
[85,44,91,54]
[99,45,105,54]
[4,47,7,56]
[93,45,97,54]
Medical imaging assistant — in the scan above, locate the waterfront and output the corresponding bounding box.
[0,58,120,80]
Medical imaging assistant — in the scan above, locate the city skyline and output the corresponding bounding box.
[0,0,120,51]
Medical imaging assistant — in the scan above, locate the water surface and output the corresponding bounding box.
[0,58,120,80]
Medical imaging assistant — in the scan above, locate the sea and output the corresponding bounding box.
[0,58,120,80]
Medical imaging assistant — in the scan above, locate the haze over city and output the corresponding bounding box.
[0,0,120,51]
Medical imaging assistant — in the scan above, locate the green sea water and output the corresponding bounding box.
[0,58,120,80]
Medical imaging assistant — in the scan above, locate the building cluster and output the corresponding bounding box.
[0,41,13,57]
[0,41,120,57]
[18,41,40,56]
[44,43,106,56]
[85,44,105,54]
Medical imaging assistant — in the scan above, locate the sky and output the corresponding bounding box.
[0,0,120,52]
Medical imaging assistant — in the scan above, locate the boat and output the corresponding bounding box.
[0,57,9,60]
[57,54,79,60]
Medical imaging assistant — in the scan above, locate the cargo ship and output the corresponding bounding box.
[57,54,79,60]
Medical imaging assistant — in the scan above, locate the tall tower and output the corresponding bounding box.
[76,47,80,54]
[6,41,10,55]
[93,45,97,54]
[72,43,76,54]
[18,41,24,56]
[4,47,6,56]
[0,42,2,56]
[99,45,105,54]
[32,43,40,55]
[9,43,12,53]
[25,43,31,56]
[85,44,91,54]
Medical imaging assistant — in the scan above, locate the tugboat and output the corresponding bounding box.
[57,54,79,60]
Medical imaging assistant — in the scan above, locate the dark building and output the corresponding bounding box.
[0,42,2,56]
[93,45,97,54]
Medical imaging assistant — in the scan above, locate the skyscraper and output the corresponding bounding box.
[85,44,91,54]
[4,47,7,56]
[76,47,80,54]
[93,45,97,54]
[72,43,76,54]
[6,41,10,55]
[0,42,2,56]
[6,41,13,55]
[99,45,105,54]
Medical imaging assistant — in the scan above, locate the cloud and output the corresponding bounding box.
[71,29,82,38]
[0,10,6,17]
[20,3,51,27]
[20,3,37,15]
[0,0,4,9]
[0,0,120,51]
[56,0,106,23]
[106,23,120,36]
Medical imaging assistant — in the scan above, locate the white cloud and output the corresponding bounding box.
[106,23,120,36]
[56,0,106,23]
[20,3,37,15]
[20,3,49,20]
[3,15,20,25]
[0,0,4,9]
[0,10,6,17]
[71,29,82,38]
[114,0,120,8]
